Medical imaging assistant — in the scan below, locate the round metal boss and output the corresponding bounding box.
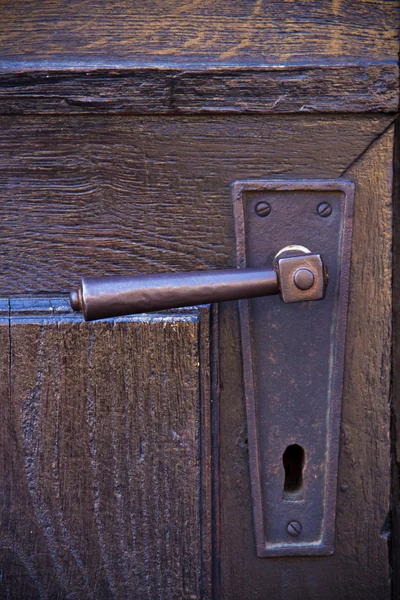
[293,268,315,291]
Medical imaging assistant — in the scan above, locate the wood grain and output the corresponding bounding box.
[393,116,400,600]
[333,124,393,599]
[218,127,394,599]
[0,114,393,295]
[0,300,211,599]
[0,1,397,68]
[0,63,397,115]
[0,1,396,596]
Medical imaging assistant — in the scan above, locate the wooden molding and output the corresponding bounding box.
[0,62,398,115]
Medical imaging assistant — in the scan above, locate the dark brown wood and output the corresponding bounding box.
[0,64,397,115]
[0,114,394,295]
[0,300,211,599]
[392,116,400,600]
[0,1,397,67]
[218,127,394,599]
[335,124,393,600]
[0,2,397,596]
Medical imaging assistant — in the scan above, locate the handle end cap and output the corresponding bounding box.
[70,289,82,312]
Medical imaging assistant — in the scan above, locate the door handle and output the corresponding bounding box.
[70,177,354,559]
[70,246,328,321]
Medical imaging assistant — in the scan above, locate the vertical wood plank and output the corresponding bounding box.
[0,303,211,599]
[393,116,400,600]
[334,125,393,599]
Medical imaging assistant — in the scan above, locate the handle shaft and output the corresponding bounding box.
[71,268,278,321]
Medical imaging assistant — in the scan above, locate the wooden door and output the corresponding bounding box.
[0,2,398,599]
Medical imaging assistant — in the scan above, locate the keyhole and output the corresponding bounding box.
[283,444,305,500]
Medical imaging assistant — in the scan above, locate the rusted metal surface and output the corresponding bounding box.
[233,179,354,557]
[70,254,328,321]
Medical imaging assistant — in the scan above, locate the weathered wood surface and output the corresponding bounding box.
[218,127,393,599]
[392,117,400,600]
[0,63,398,115]
[0,2,397,115]
[0,301,211,599]
[0,2,396,598]
[0,1,397,68]
[0,114,394,295]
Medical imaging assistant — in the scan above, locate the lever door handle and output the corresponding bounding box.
[70,246,328,321]
[69,179,352,559]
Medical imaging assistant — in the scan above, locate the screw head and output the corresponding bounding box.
[317,202,332,218]
[287,521,302,537]
[293,268,315,291]
[255,201,271,218]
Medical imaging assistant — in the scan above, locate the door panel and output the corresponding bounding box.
[218,128,394,599]
[0,301,211,599]
[0,116,395,600]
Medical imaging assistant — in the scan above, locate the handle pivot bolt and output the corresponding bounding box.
[293,268,314,291]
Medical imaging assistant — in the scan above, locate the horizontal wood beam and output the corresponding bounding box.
[0,63,397,115]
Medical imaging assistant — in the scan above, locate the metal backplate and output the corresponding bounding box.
[233,180,354,557]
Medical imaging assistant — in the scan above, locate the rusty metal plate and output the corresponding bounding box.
[233,180,354,557]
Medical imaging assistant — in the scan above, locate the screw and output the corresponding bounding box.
[317,202,332,218]
[293,268,314,291]
[255,201,271,217]
[287,521,302,537]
